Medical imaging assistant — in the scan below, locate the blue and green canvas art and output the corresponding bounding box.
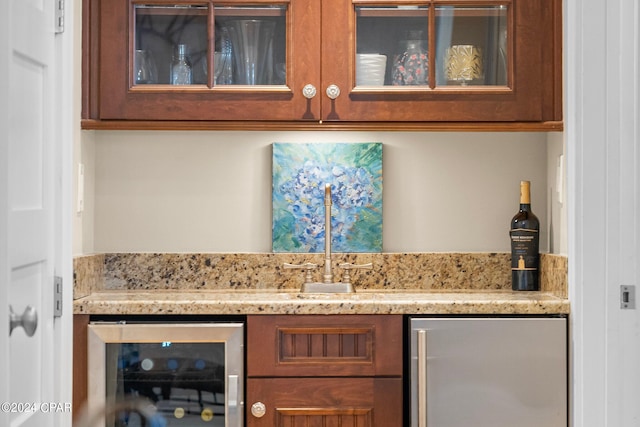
[272,142,383,253]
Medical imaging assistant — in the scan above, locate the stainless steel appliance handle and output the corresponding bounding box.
[418,329,427,427]
[228,374,238,408]
[228,374,242,427]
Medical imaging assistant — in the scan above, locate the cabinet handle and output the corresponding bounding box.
[418,330,427,427]
[251,402,266,418]
[302,84,317,99]
[325,84,341,100]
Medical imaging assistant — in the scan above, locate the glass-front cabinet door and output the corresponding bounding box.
[84,0,561,125]
[322,0,561,122]
[94,0,321,121]
[352,4,508,88]
[132,4,288,87]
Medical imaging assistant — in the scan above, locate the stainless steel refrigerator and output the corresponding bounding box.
[409,317,567,427]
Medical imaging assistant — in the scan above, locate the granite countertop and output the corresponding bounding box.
[73,289,569,315]
[73,253,569,316]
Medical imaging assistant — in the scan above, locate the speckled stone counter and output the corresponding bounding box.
[73,252,569,315]
[73,289,568,315]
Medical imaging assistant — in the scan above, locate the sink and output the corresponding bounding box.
[300,282,355,294]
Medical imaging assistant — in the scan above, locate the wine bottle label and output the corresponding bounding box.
[510,228,539,271]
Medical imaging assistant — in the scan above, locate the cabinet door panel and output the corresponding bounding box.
[246,378,402,427]
[247,315,403,377]
[94,0,321,121]
[321,0,560,122]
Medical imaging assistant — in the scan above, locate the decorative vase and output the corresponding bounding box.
[392,30,428,85]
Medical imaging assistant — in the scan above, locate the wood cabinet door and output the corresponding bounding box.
[89,0,321,121]
[320,0,562,122]
[247,315,403,377]
[246,377,403,427]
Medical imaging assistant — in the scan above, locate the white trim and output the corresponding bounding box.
[0,1,10,424]
[54,0,75,425]
[568,0,640,425]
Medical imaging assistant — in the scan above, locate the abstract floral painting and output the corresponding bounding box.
[272,142,382,253]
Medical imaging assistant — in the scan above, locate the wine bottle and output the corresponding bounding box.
[510,180,540,291]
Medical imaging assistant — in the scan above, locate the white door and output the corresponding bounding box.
[568,0,640,425]
[0,0,71,426]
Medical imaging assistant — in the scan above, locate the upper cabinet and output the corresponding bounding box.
[82,0,562,130]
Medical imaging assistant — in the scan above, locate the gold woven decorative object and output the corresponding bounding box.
[444,45,483,84]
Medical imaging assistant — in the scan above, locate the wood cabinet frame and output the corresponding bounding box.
[82,0,562,130]
[246,314,404,427]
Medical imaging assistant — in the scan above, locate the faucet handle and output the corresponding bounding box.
[338,262,373,285]
[283,262,318,284]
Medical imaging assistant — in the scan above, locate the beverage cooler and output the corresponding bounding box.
[409,317,567,427]
[87,322,244,427]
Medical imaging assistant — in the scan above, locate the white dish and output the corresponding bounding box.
[356,54,387,86]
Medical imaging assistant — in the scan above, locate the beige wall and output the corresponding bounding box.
[74,130,565,254]
[546,131,567,253]
[71,0,566,256]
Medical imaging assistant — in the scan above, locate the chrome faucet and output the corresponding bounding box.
[284,183,372,293]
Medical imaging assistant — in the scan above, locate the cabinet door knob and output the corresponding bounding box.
[302,84,317,99]
[9,305,38,337]
[251,402,266,418]
[326,84,340,99]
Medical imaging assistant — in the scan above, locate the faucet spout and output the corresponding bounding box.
[286,182,362,293]
[323,183,333,283]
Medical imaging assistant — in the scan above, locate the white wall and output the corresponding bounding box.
[74,130,562,254]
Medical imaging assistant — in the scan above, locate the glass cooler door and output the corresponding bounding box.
[105,342,228,426]
[87,323,244,427]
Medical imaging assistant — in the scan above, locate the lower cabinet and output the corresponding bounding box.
[247,378,402,427]
[246,315,404,427]
[74,312,567,427]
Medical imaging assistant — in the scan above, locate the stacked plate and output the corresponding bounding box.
[356,54,387,86]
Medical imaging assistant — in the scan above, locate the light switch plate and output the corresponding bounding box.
[556,154,564,204]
